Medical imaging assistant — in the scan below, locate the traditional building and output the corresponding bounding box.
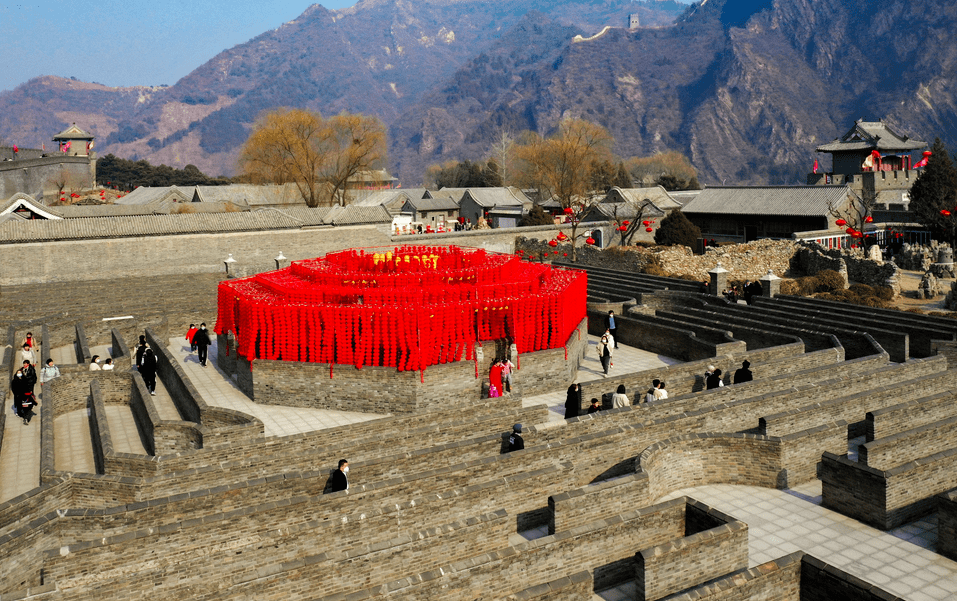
[809,119,927,219]
[681,185,855,243]
[458,187,532,228]
[52,123,95,156]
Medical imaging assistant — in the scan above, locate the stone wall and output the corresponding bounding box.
[0,155,94,200]
[795,242,901,296]
[635,503,749,601]
[231,319,587,411]
[939,488,957,561]
[866,391,957,442]
[0,222,588,287]
[859,415,957,470]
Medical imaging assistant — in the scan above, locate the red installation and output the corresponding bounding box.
[215,246,587,373]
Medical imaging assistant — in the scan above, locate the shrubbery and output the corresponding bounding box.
[780,270,895,309]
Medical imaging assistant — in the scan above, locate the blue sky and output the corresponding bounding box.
[0,1,356,92]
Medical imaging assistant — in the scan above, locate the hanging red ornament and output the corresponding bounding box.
[622,221,630,226]
[563,207,573,215]
[942,210,952,217]
[642,220,650,226]
[548,239,558,247]
[585,237,595,245]
[864,215,873,223]
[835,218,847,226]
[646,227,653,232]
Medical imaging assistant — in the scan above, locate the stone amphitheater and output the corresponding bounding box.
[2,249,957,601]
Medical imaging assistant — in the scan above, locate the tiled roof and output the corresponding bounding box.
[425,188,469,202]
[0,211,304,244]
[1,193,64,219]
[406,196,460,211]
[324,205,393,225]
[256,207,333,227]
[56,204,165,218]
[604,186,682,211]
[114,186,193,206]
[816,121,927,153]
[585,201,663,221]
[681,186,851,217]
[52,123,94,140]
[193,184,307,207]
[463,187,530,207]
[350,189,419,207]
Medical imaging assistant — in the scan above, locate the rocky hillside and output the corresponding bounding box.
[2,0,955,185]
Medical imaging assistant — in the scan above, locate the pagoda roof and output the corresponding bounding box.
[816,120,925,153]
[52,123,94,141]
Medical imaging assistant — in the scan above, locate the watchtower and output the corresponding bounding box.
[52,123,95,157]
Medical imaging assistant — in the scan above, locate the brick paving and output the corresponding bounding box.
[0,398,41,501]
[522,334,682,422]
[167,337,385,438]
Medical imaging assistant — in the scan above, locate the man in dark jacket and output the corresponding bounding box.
[135,335,147,369]
[706,369,723,390]
[733,360,753,384]
[330,459,349,492]
[21,360,37,394]
[193,323,212,367]
[605,311,618,348]
[507,424,525,452]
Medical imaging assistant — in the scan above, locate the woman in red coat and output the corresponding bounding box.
[489,359,504,398]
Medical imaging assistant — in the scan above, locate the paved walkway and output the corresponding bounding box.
[523,335,682,423]
[0,394,41,502]
[50,344,76,366]
[167,338,386,438]
[54,410,96,474]
[102,405,147,455]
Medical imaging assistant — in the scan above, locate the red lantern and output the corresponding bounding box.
[622,221,630,226]
[846,227,856,235]
[618,226,627,232]
[646,227,653,232]
[642,220,650,226]
[585,237,596,245]
[557,232,568,241]
[548,239,558,247]
[942,210,952,217]
[835,218,846,226]
[563,253,568,257]
[563,207,573,215]
[864,215,873,223]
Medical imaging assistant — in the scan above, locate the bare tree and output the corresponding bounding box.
[611,200,654,246]
[514,118,614,260]
[238,108,388,208]
[321,113,388,206]
[491,130,514,186]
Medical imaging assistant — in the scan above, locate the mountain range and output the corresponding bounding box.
[1,0,954,185]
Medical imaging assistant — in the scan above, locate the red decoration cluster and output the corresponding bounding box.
[215,246,587,373]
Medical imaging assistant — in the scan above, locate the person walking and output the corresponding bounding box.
[611,384,629,408]
[564,383,582,419]
[597,333,613,375]
[507,424,525,452]
[135,335,147,369]
[489,359,504,398]
[140,347,158,395]
[186,324,199,352]
[733,360,753,384]
[329,459,349,492]
[605,310,619,349]
[11,369,36,425]
[706,368,724,390]
[193,323,212,367]
[20,343,36,368]
[22,332,35,350]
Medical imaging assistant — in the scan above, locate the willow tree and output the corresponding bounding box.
[514,118,614,260]
[239,108,388,207]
